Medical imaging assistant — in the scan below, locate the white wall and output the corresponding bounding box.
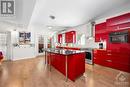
[28,25,54,56]
[58,23,98,48]
[71,23,98,48]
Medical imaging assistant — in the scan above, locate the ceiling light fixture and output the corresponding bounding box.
[49,15,55,19]
[48,26,52,29]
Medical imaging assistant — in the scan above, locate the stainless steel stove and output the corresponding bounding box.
[80,48,93,65]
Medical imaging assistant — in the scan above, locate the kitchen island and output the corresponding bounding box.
[44,49,85,81]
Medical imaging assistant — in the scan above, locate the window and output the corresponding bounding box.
[81,34,86,45]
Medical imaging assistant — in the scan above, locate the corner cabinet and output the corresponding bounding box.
[65,31,76,43]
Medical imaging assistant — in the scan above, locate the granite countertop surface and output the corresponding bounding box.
[44,48,85,55]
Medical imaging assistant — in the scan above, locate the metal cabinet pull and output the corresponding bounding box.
[107,54,112,55]
[106,60,112,62]
[107,50,111,52]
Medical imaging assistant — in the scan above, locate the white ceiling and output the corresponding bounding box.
[0,0,130,33]
[29,0,130,27]
[0,0,36,29]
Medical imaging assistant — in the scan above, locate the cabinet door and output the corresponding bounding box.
[65,31,76,43]
[95,22,106,31]
[110,52,130,66]
[112,62,130,73]
[95,34,100,42]
[107,13,130,32]
[58,34,62,43]
[106,50,130,73]
[105,52,113,68]
[107,13,130,26]
[95,22,106,42]
[65,32,70,43]
[93,50,107,66]
[107,22,130,32]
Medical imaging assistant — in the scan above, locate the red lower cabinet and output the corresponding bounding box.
[94,49,130,73]
[48,52,85,81]
[68,53,85,81]
[93,50,107,66]
[112,62,130,73]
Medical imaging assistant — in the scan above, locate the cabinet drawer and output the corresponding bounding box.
[94,57,106,66]
[112,62,130,73]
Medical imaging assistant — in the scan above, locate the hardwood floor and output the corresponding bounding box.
[0,56,130,87]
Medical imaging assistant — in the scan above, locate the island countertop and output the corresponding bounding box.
[44,48,85,55]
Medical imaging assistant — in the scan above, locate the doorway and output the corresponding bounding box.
[0,32,9,60]
[38,35,44,54]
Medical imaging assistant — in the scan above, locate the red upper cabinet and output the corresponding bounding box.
[65,31,76,43]
[58,34,62,43]
[95,22,106,32]
[107,13,130,32]
[95,22,107,42]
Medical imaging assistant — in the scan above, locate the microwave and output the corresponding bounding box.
[109,30,129,43]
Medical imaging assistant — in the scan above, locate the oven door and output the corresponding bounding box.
[85,52,93,64]
[109,31,129,43]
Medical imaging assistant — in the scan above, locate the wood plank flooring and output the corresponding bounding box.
[0,56,130,87]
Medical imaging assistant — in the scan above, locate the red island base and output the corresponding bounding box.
[47,52,85,81]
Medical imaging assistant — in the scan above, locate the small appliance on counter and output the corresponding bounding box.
[99,43,103,49]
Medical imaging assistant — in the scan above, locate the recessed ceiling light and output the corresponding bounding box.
[49,15,55,19]
[48,26,52,29]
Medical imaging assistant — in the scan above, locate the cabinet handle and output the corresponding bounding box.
[106,60,112,62]
[107,50,111,52]
[107,54,112,55]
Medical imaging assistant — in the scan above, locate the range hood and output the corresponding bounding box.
[88,22,95,40]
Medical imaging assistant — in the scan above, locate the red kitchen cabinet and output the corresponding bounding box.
[112,62,130,73]
[95,34,100,42]
[107,51,130,73]
[107,22,130,32]
[74,53,85,78]
[94,13,130,73]
[107,13,130,26]
[65,31,76,43]
[94,49,130,73]
[107,13,130,32]
[67,53,85,81]
[95,22,107,42]
[93,50,107,66]
[95,33,108,42]
[58,34,62,43]
[48,52,85,81]
[94,49,113,67]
